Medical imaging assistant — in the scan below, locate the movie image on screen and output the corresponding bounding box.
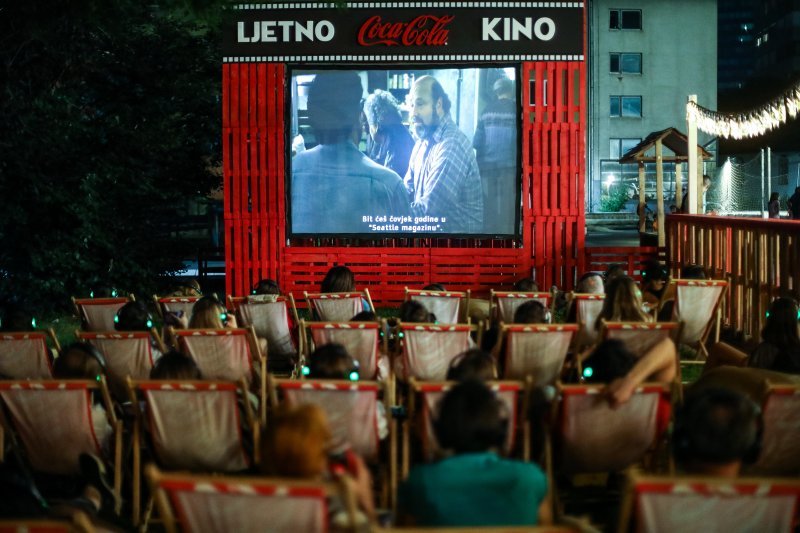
[288,66,521,237]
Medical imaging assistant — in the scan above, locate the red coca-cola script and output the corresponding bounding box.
[357,15,454,47]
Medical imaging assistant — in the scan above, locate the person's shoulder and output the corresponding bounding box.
[361,155,404,184]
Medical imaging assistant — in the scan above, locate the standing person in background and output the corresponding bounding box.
[473,76,518,233]
[768,192,781,219]
[404,75,483,233]
[363,89,415,179]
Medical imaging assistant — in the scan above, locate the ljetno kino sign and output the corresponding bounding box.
[223,2,585,62]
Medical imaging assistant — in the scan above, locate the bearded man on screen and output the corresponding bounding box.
[404,76,483,233]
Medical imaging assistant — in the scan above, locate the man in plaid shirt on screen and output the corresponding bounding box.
[404,75,484,233]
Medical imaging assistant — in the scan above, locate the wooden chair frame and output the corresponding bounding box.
[228,293,302,356]
[303,289,375,322]
[394,321,481,381]
[669,279,729,359]
[299,319,387,379]
[491,323,578,384]
[489,290,555,322]
[152,295,203,320]
[567,292,606,352]
[0,329,60,378]
[404,287,471,324]
[72,296,134,332]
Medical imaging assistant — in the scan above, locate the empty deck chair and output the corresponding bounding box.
[146,465,353,533]
[599,321,682,359]
[397,322,475,381]
[76,329,167,382]
[568,293,605,350]
[490,290,553,323]
[494,324,577,385]
[405,288,470,324]
[617,472,800,533]
[0,330,58,379]
[304,290,375,322]
[72,296,132,332]
[669,279,728,358]
[228,294,300,358]
[301,320,385,379]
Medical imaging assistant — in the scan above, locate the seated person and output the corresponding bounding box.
[672,386,762,477]
[657,263,707,321]
[640,260,669,311]
[747,297,800,374]
[603,264,626,287]
[398,300,435,324]
[398,381,550,527]
[115,300,163,361]
[149,350,203,380]
[351,311,378,322]
[166,278,202,297]
[188,296,238,330]
[423,283,446,292]
[251,278,280,297]
[260,404,375,528]
[565,272,604,323]
[245,279,296,373]
[513,278,538,292]
[320,266,371,314]
[446,349,497,381]
[514,300,549,324]
[595,276,652,331]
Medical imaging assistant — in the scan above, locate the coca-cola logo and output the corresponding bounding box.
[357,15,453,47]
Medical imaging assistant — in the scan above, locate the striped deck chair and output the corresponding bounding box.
[403,379,527,477]
[617,472,800,533]
[397,322,476,381]
[490,290,554,323]
[228,294,300,358]
[304,290,375,322]
[405,287,470,324]
[72,296,132,332]
[599,321,682,358]
[301,320,386,379]
[746,383,800,477]
[494,324,577,385]
[569,293,606,350]
[550,383,671,475]
[127,379,256,525]
[76,329,167,382]
[670,279,728,358]
[0,514,96,533]
[153,295,202,320]
[0,330,59,379]
[146,466,354,533]
[0,380,122,514]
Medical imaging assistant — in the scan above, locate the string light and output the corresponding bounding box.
[687,83,800,139]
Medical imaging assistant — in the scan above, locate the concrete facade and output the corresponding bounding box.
[587,0,717,213]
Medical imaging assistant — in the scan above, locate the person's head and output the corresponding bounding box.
[446,349,497,381]
[89,285,118,299]
[114,301,154,332]
[600,276,649,323]
[305,343,360,381]
[770,192,780,202]
[669,204,678,214]
[673,387,762,476]
[261,404,332,478]
[641,260,668,294]
[576,272,604,295]
[493,77,514,100]
[307,71,363,145]
[580,339,636,383]
[363,89,403,142]
[252,279,280,296]
[603,264,626,286]
[513,300,549,324]
[53,342,107,381]
[512,278,538,292]
[423,283,446,292]
[702,174,712,192]
[149,350,202,380]
[188,296,229,329]
[761,297,800,349]
[169,279,202,297]
[680,264,707,280]
[0,303,37,332]
[351,311,377,322]
[399,300,434,324]
[320,266,356,293]
[410,75,451,139]
[434,381,508,454]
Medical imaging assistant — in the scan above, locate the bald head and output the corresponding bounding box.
[410,75,450,139]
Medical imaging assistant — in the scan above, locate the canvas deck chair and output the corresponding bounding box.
[76,329,167,383]
[494,324,577,385]
[170,327,266,423]
[228,294,300,358]
[0,330,59,379]
[269,377,396,507]
[745,383,800,477]
[549,383,671,475]
[0,514,96,533]
[72,296,132,332]
[490,290,554,323]
[403,379,527,477]
[304,290,374,322]
[405,287,469,324]
[568,293,605,350]
[669,279,728,358]
[396,322,477,381]
[0,380,122,514]
[146,465,355,533]
[599,321,682,359]
[126,379,257,526]
[153,295,202,320]
[300,319,386,379]
[617,472,800,533]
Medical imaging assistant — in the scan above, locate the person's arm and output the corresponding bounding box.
[537,493,553,525]
[604,337,677,408]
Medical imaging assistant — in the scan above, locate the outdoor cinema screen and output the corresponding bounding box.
[287,66,521,238]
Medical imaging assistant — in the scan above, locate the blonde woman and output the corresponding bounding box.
[595,276,651,330]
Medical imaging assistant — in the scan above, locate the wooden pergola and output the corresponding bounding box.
[619,127,713,246]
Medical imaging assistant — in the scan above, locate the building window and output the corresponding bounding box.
[610,9,642,30]
[610,96,642,118]
[610,53,642,74]
[610,138,642,159]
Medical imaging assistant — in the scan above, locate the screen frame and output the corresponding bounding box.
[285,63,524,240]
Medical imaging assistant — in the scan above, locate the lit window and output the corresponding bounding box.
[610,9,642,30]
[610,138,642,159]
[610,53,642,74]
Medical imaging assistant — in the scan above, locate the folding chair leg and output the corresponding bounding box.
[132,422,141,526]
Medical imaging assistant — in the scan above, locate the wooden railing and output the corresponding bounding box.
[665,214,800,340]
[584,246,665,282]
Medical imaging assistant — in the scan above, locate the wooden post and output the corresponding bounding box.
[687,95,698,214]
[656,139,665,247]
[675,162,683,210]
[638,161,646,233]
[697,154,704,213]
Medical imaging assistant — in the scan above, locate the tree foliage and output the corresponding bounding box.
[0,1,223,312]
